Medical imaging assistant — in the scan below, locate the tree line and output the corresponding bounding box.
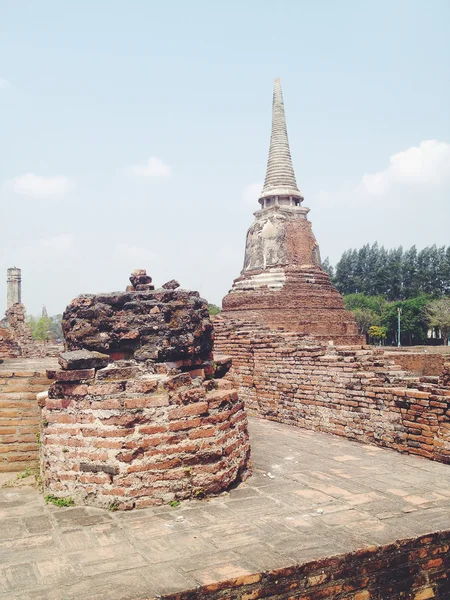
[323,243,450,300]
[323,244,450,345]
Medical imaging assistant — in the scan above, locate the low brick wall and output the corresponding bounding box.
[160,531,450,599]
[40,366,250,509]
[0,369,49,472]
[384,351,444,376]
[215,319,450,463]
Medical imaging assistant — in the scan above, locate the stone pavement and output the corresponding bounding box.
[0,357,59,372]
[1,417,450,599]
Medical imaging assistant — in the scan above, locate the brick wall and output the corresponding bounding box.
[384,352,444,376]
[160,530,450,599]
[40,366,250,510]
[215,319,450,464]
[0,370,49,472]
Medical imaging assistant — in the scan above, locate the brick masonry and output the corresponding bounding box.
[158,531,450,600]
[214,318,450,464]
[0,369,51,472]
[40,366,250,510]
[384,352,444,377]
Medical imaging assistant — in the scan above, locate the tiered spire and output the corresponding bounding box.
[259,78,302,201]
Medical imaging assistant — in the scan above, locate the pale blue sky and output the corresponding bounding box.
[1,0,449,315]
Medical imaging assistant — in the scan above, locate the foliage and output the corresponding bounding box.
[368,326,387,344]
[27,314,63,341]
[17,466,35,479]
[169,500,180,507]
[352,308,379,335]
[381,296,430,345]
[344,293,434,345]
[425,297,450,345]
[208,304,221,316]
[332,244,450,301]
[44,494,74,507]
[321,257,334,279]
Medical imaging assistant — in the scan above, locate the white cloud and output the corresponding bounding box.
[0,78,11,89]
[317,140,450,206]
[10,173,74,198]
[359,140,450,196]
[126,157,171,178]
[242,182,262,206]
[20,234,76,259]
[114,243,158,262]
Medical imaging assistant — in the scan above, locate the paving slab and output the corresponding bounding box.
[1,416,450,599]
[0,357,59,372]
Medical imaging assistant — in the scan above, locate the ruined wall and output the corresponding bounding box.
[0,369,50,472]
[0,304,36,359]
[215,318,450,463]
[159,531,450,600]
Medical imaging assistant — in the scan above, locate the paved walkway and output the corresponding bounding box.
[1,417,450,599]
[0,357,59,372]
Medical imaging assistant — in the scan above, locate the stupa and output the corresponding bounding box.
[221,79,363,344]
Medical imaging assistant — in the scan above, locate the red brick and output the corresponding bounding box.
[169,402,209,420]
[169,418,202,432]
[124,395,169,409]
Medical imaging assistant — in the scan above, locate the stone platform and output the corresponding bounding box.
[1,418,450,599]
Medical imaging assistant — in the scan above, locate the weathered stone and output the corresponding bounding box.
[62,274,213,363]
[59,350,110,370]
[129,268,153,290]
[162,279,180,290]
[96,362,141,381]
[213,354,232,378]
[46,368,95,381]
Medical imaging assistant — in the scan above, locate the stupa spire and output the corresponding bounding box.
[259,78,302,203]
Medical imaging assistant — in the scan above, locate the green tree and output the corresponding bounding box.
[208,304,221,316]
[27,316,52,341]
[382,296,430,345]
[330,243,450,300]
[352,308,379,336]
[425,297,450,345]
[368,325,387,345]
[321,257,334,279]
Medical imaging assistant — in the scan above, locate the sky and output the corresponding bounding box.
[1,0,449,316]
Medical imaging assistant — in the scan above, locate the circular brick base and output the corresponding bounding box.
[40,365,250,510]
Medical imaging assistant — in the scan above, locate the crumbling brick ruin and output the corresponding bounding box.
[0,267,48,359]
[215,318,450,463]
[0,302,35,359]
[39,271,250,509]
[221,80,363,345]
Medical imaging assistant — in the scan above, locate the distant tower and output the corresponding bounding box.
[7,268,21,309]
[42,305,48,319]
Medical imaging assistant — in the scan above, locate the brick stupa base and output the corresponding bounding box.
[39,361,249,510]
[222,265,364,345]
[38,271,250,510]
